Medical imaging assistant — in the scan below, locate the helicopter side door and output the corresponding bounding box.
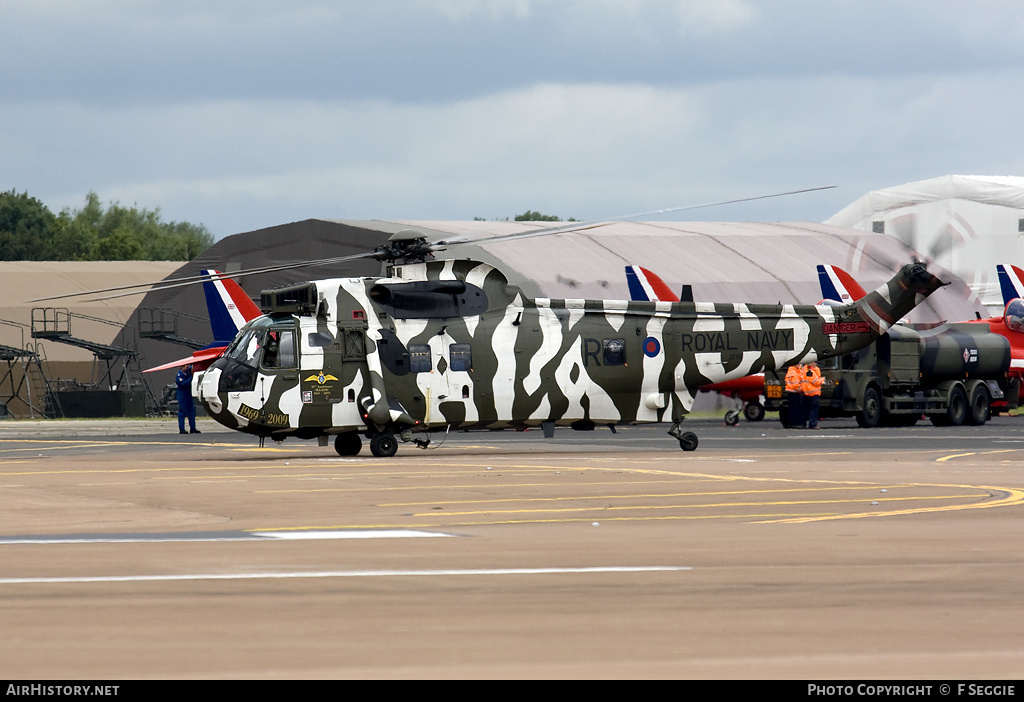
[412,334,474,426]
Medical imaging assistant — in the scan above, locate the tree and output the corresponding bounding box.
[93,225,144,260]
[0,190,58,260]
[49,191,214,261]
[513,210,577,222]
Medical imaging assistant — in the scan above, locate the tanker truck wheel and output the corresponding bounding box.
[931,384,967,427]
[966,383,991,426]
[744,402,765,422]
[857,387,882,428]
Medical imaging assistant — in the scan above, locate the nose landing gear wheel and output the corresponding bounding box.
[370,433,399,458]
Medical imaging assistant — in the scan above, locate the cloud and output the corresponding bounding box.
[4,2,1024,237]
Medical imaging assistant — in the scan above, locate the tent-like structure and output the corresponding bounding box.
[827,175,1024,313]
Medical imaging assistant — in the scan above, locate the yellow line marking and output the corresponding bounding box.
[379,485,927,507]
[255,479,692,494]
[759,485,1024,523]
[0,439,253,449]
[937,449,1020,462]
[414,494,982,517]
[247,512,849,530]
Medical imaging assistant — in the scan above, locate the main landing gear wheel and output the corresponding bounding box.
[334,432,362,456]
[369,433,399,458]
[678,432,698,451]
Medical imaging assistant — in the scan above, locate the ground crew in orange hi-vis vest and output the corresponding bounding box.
[801,362,824,429]
[785,363,806,429]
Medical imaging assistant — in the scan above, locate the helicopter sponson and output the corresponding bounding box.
[194,258,944,456]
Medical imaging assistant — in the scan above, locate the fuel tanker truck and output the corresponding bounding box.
[764,321,1014,427]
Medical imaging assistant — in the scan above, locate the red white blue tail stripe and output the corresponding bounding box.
[816,264,868,305]
[625,265,679,302]
[997,264,1024,306]
[201,269,262,343]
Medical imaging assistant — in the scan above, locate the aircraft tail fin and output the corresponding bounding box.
[201,270,261,342]
[816,264,868,304]
[997,264,1024,305]
[625,265,680,302]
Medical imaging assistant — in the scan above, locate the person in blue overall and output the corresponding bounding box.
[176,364,200,434]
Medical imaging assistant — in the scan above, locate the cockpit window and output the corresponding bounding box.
[262,329,297,369]
[225,330,262,366]
[307,331,333,348]
[218,330,261,392]
[215,320,298,392]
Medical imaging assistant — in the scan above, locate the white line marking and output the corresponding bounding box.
[255,530,452,540]
[0,566,690,585]
[0,529,452,545]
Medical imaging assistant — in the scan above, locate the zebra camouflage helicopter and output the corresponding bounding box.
[47,191,947,457]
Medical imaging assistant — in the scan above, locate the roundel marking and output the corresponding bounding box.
[643,336,661,358]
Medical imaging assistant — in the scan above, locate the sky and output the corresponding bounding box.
[3,0,1024,239]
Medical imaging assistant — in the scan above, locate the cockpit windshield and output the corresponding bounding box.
[1005,299,1024,333]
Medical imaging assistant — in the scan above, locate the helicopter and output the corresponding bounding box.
[37,190,947,457]
[183,228,943,457]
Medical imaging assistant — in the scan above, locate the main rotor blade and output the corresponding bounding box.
[430,185,837,249]
[28,250,380,303]
[29,185,835,303]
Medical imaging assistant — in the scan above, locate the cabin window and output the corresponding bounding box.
[450,343,472,372]
[409,344,432,373]
[603,339,626,366]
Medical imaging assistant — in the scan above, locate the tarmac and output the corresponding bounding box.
[1,415,1023,679]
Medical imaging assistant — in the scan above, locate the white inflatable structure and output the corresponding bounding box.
[828,175,1024,315]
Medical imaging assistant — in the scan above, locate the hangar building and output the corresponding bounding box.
[0,261,183,417]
